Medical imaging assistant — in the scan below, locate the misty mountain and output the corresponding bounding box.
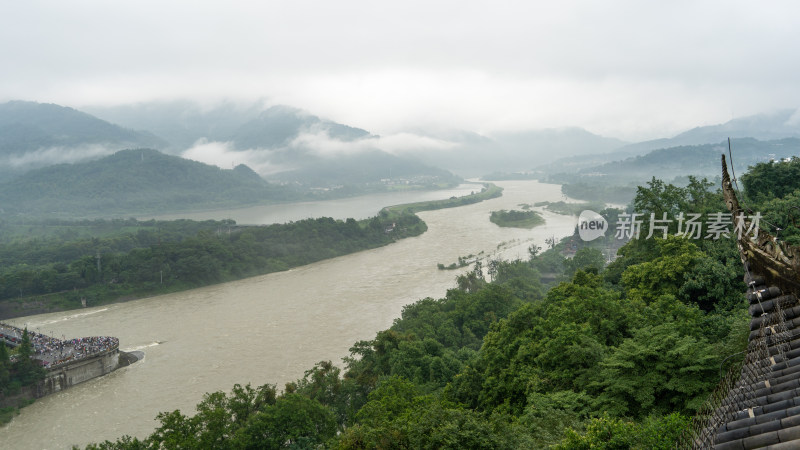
[0,101,168,182]
[618,109,800,155]
[266,149,460,188]
[85,100,269,151]
[220,105,379,171]
[0,149,294,217]
[85,101,373,153]
[79,100,800,183]
[676,109,800,142]
[0,100,458,199]
[86,100,633,178]
[533,147,645,174]
[83,100,637,179]
[536,110,800,176]
[492,127,628,157]
[230,105,372,150]
[572,137,800,183]
[405,127,628,177]
[192,104,452,187]
[0,101,166,155]
[86,101,406,185]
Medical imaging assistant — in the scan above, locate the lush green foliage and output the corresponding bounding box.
[489,209,544,228]
[755,191,800,245]
[564,247,605,277]
[741,156,800,202]
[554,413,691,450]
[85,383,337,449]
[0,330,46,406]
[741,157,800,245]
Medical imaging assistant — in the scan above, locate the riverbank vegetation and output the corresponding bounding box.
[489,209,544,228]
[0,212,425,319]
[82,163,794,448]
[381,183,502,215]
[0,183,505,319]
[436,252,480,270]
[0,330,45,424]
[534,200,606,216]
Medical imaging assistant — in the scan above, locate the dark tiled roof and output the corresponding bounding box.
[680,156,800,448]
[710,274,800,449]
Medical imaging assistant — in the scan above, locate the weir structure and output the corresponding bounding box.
[679,156,800,449]
[0,323,130,401]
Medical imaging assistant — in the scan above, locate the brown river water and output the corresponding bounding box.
[0,180,580,449]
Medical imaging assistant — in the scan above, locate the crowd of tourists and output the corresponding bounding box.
[62,336,119,360]
[0,322,118,367]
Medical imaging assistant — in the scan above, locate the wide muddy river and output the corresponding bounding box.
[1,180,581,449]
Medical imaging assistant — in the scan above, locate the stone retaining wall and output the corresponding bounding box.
[38,347,120,396]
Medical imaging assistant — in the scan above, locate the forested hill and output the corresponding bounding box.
[0,101,166,155]
[0,149,295,216]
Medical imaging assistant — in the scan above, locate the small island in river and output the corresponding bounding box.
[489,209,545,229]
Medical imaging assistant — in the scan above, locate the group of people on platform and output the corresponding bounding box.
[63,336,119,360]
[0,323,118,367]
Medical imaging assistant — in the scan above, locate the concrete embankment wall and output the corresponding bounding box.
[0,348,121,408]
[39,348,120,396]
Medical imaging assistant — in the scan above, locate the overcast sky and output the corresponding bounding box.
[2,0,799,141]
